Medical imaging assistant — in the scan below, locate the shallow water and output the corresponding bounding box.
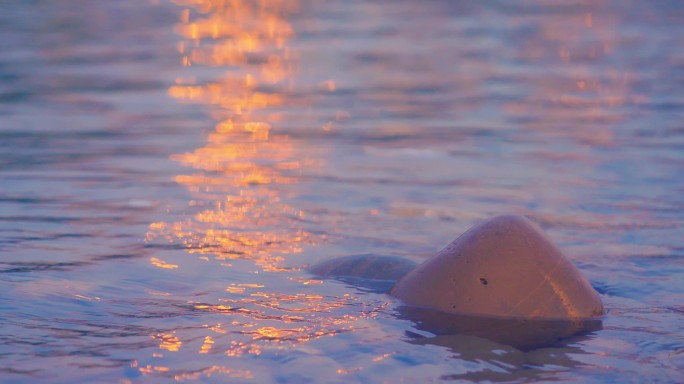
[1,0,684,382]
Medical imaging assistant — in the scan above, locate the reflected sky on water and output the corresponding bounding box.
[1,0,684,382]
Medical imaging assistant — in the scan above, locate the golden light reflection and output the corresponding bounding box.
[154,333,183,352]
[147,0,321,273]
[188,290,387,356]
[199,336,214,354]
[141,1,369,379]
[139,365,170,374]
[372,352,394,362]
[136,361,254,382]
[150,257,179,269]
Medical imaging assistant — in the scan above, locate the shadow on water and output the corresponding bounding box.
[399,306,602,352]
[411,330,598,382]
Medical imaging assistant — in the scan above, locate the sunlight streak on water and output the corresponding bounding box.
[148,0,322,273]
[139,0,380,380]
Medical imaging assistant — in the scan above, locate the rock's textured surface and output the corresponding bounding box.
[390,215,604,320]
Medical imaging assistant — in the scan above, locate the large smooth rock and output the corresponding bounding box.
[390,215,604,320]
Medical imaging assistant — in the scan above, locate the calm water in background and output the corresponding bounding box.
[1,0,683,382]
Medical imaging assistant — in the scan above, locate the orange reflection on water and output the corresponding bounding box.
[149,257,179,269]
[154,332,183,352]
[138,364,170,374]
[140,1,377,379]
[199,336,214,354]
[190,290,384,346]
[148,0,320,273]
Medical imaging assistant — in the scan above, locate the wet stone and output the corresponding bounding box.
[390,214,604,320]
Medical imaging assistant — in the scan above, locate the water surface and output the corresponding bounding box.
[1,0,684,382]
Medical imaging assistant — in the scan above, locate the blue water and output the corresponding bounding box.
[1,0,684,382]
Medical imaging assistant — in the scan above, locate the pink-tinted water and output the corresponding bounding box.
[1,1,683,382]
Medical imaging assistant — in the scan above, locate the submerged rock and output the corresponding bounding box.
[309,254,417,281]
[309,215,604,350]
[390,214,604,320]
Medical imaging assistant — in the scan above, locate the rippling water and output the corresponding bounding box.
[1,0,684,382]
